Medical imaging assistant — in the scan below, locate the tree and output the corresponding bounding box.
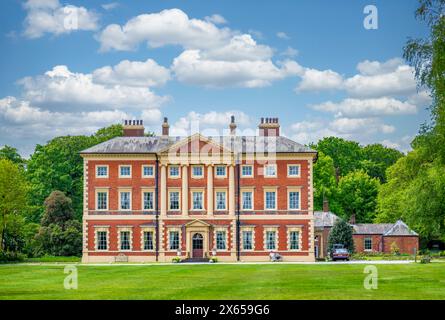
[360,144,404,183]
[312,137,363,181]
[337,170,380,223]
[34,191,82,256]
[328,219,355,253]
[0,159,28,251]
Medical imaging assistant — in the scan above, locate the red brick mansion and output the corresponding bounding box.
[80,117,318,262]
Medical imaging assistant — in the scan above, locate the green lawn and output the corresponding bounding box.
[0,263,444,300]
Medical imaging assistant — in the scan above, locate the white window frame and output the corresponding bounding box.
[287,227,302,251]
[191,165,204,179]
[264,164,277,178]
[214,189,227,211]
[95,226,109,251]
[287,164,301,178]
[119,189,132,211]
[364,237,373,251]
[118,227,133,251]
[142,165,155,178]
[141,227,155,252]
[215,165,227,178]
[241,227,255,251]
[264,228,278,251]
[95,188,109,211]
[95,165,109,178]
[168,189,181,211]
[190,190,205,211]
[264,188,277,211]
[241,189,254,211]
[241,165,254,178]
[168,228,181,251]
[168,165,181,179]
[287,187,302,210]
[119,165,132,178]
[141,188,155,211]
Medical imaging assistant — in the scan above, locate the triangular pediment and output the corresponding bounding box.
[160,133,232,155]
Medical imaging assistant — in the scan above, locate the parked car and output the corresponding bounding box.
[330,244,350,261]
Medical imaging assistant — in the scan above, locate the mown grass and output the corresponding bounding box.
[0,263,444,300]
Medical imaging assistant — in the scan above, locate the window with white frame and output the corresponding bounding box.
[192,191,204,210]
[289,191,300,210]
[264,164,277,177]
[242,230,253,250]
[288,164,300,177]
[169,165,180,177]
[289,231,300,250]
[265,191,276,210]
[96,166,108,178]
[169,231,179,250]
[142,165,154,177]
[96,191,108,210]
[242,191,253,210]
[215,165,226,177]
[192,166,203,178]
[265,230,276,250]
[216,230,226,250]
[96,230,108,250]
[169,191,180,210]
[120,231,131,251]
[364,238,372,251]
[143,231,154,250]
[143,191,154,210]
[241,165,253,177]
[215,191,226,210]
[119,165,131,177]
[120,191,131,210]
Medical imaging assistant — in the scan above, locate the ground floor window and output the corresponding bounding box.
[364,237,372,251]
[265,231,276,250]
[242,230,253,250]
[120,231,131,251]
[289,231,300,250]
[97,231,107,250]
[216,231,226,250]
[143,231,154,250]
[169,231,180,250]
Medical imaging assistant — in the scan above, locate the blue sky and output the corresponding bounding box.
[0,0,431,156]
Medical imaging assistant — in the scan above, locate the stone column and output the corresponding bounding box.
[182,165,188,216]
[228,165,235,215]
[160,164,167,216]
[207,165,213,215]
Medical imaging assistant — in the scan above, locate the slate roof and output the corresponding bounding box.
[80,135,316,154]
[314,211,340,228]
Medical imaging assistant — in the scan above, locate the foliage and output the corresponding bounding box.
[337,170,380,223]
[327,219,355,253]
[0,159,29,252]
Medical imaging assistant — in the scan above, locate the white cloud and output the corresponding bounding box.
[18,65,169,110]
[311,97,417,117]
[276,32,290,40]
[172,50,302,88]
[101,2,119,11]
[204,14,227,25]
[98,8,232,51]
[23,0,99,38]
[92,58,171,87]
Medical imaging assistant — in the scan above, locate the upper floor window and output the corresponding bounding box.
[289,191,300,210]
[364,238,372,251]
[215,191,226,210]
[192,191,204,210]
[96,166,108,178]
[264,164,277,177]
[192,166,204,178]
[216,231,227,250]
[120,191,131,210]
[242,191,253,210]
[241,165,253,177]
[96,191,108,210]
[169,165,180,178]
[215,165,226,177]
[265,191,276,210]
[142,165,154,177]
[288,164,301,177]
[119,165,131,178]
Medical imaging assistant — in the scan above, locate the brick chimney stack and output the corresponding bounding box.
[259,117,280,137]
[162,117,170,136]
[123,119,144,137]
[229,115,237,135]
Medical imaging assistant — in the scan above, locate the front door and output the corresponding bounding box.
[192,233,203,258]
